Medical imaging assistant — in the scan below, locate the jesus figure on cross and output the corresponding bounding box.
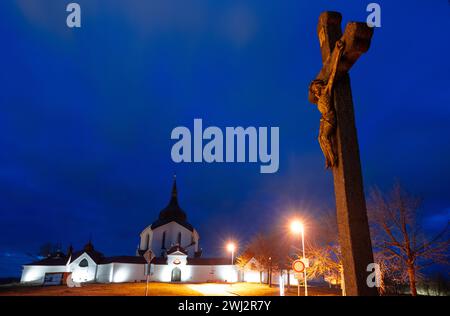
[309,39,345,169]
[304,11,378,296]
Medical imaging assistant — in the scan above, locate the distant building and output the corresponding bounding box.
[20,177,238,285]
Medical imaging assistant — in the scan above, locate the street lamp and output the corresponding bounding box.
[290,220,308,296]
[227,242,236,265]
[290,220,303,235]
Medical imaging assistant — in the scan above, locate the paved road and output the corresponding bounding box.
[186,284,238,296]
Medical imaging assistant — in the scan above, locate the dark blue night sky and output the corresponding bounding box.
[0,1,449,277]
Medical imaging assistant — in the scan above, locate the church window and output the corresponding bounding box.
[79,258,88,267]
[177,232,182,245]
[145,234,150,249]
[162,231,166,249]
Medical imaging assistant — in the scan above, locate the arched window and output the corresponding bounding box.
[171,267,181,282]
[161,231,166,249]
[177,232,182,245]
[79,258,89,267]
[145,234,150,250]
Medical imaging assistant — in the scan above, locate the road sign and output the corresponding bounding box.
[294,273,303,280]
[143,250,153,263]
[292,259,305,273]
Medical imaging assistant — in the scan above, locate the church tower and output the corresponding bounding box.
[138,176,200,258]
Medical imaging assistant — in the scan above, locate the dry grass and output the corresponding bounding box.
[226,283,340,296]
[0,282,201,296]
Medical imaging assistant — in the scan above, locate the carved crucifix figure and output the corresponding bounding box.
[309,39,345,168]
[308,12,378,296]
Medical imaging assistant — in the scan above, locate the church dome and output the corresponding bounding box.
[151,176,194,232]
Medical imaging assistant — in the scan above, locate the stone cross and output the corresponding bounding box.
[309,12,378,296]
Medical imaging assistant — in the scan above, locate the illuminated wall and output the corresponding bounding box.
[111,263,146,283]
[20,265,67,284]
[68,253,97,283]
[21,252,240,285]
[150,263,238,283]
[95,263,113,283]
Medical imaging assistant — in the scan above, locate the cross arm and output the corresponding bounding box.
[308,12,374,103]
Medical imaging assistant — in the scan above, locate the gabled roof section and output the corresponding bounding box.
[151,218,194,232]
[167,245,188,255]
[69,241,104,264]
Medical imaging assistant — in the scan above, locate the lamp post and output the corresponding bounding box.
[269,256,272,287]
[227,243,236,283]
[290,220,308,296]
[227,243,236,265]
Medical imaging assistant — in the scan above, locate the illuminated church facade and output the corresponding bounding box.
[20,178,239,285]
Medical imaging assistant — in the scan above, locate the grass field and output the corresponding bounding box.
[0,282,341,296]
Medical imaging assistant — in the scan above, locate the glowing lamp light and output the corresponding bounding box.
[226,243,236,252]
[290,220,303,235]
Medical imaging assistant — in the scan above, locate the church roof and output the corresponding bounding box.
[70,241,104,264]
[24,256,69,266]
[24,242,156,266]
[150,257,168,265]
[151,176,194,232]
[187,258,233,265]
[100,256,147,264]
[166,245,188,255]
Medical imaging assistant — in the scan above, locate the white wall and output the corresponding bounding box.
[95,263,113,283]
[21,251,243,285]
[150,263,238,283]
[191,265,238,283]
[21,263,240,285]
[20,265,67,285]
[243,270,263,283]
[69,254,98,283]
[111,263,146,283]
[271,271,300,286]
[241,270,301,286]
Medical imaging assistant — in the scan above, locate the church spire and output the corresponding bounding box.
[67,244,73,257]
[157,175,187,222]
[85,238,94,252]
[171,174,177,199]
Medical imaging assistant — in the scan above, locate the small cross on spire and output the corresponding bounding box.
[171,174,177,198]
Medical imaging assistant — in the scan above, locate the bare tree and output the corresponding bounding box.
[38,242,62,257]
[308,243,342,285]
[241,233,272,284]
[305,210,346,293]
[266,230,293,287]
[235,249,254,269]
[373,250,406,295]
[368,183,449,296]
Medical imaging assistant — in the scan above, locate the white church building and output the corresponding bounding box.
[20,178,239,285]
